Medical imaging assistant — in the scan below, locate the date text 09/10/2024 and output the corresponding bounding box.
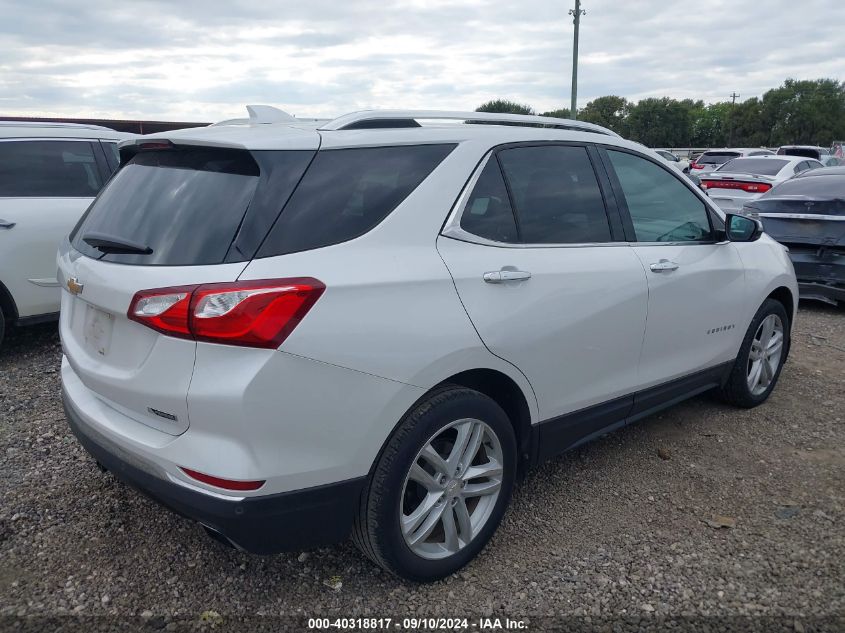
[307,617,528,630]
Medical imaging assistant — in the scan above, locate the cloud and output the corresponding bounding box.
[0,0,842,121]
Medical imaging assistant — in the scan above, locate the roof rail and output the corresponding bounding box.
[0,120,113,131]
[319,110,619,137]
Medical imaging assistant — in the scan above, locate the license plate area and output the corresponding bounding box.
[84,304,114,356]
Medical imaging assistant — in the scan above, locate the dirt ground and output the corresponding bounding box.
[1,303,843,632]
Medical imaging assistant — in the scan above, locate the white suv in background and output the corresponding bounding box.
[0,122,133,348]
[59,108,797,581]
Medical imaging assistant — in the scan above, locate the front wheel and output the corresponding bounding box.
[352,387,516,582]
[720,298,789,407]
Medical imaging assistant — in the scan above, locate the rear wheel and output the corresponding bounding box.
[720,299,789,407]
[0,309,5,351]
[353,387,516,582]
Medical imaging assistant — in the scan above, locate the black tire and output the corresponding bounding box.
[352,386,516,582]
[720,298,790,408]
[0,308,5,352]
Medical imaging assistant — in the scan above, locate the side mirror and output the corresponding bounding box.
[725,213,763,242]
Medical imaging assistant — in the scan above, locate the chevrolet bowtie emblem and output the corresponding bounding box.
[66,277,84,296]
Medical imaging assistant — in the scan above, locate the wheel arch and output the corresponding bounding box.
[0,279,18,324]
[767,286,795,327]
[765,286,795,360]
[435,368,535,473]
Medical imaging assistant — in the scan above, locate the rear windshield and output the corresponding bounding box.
[257,144,456,257]
[778,147,822,159]
[717,158,789,175]
[764,176,845,199]
[70,148,315,266]
[699,152,740,164]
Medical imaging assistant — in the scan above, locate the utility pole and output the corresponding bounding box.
[569,0,585,120]
[728,91,740,146]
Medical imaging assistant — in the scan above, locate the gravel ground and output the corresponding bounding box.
[1,304,843,631]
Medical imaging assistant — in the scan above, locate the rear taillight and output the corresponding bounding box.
[699,180,772,193]
[180,467,265,491]
[128,278,325,348]
[690,162,702,170]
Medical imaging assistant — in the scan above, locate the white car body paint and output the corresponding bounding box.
[0,124,134,321]
[58,111,798,509]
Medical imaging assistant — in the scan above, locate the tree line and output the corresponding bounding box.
[476,79,845,148]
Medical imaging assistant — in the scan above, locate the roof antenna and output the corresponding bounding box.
[246,105,297,124]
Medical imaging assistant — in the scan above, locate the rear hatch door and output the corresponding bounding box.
[59,136,318,435]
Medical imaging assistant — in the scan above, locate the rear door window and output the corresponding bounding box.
[607,150,712,243]
[496,145,612,244]
[257,144,455,257]
[70,147,291,266]
[100,141,121,172]
[0,140,102,197]
[459,157,519,243]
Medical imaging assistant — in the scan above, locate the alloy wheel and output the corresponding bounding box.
[399,418,504,560]
[747,314,784,396]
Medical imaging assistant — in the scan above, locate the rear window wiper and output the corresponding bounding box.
[82,233,153,255]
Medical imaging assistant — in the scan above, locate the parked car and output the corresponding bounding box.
[654,149,690,173]
[0,122,133,349]
[777,145,841,167]
[793,165,845,179]
[60,107,797,582]
[689,148,775,175]
[699,155,823,212]
[743,168,845,305]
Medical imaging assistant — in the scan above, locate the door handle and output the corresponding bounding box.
[649,259,679,272]
[0,219,15,230]
[483,269,532,283]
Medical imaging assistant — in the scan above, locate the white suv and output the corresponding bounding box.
[59,108,798,582]
[0,122,133,348]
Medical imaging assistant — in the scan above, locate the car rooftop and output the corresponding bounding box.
[0,121,135,140]
[121,106,625,152]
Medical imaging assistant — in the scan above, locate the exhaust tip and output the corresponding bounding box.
[201,524,236,550]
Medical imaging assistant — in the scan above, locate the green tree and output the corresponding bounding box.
[729,97,766,147]
[578,96,629,135]
[540,108,572,119]
[625,97,692,147]
[690,102,730,147]
[475,99,535,115]
[760,79,845,146]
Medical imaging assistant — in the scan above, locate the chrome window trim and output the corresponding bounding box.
[441,148,725,249]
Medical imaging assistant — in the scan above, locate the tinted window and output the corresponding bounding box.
[794,161,809,174]
[699,152,739,164]
[101,141,120,172]
[258,144,455,257]
[718,158,789,175]
[71,148,261,266]
[497,145,611,244]
[459,157,518,243]
[607,150,712,243]
[0,140,102,197]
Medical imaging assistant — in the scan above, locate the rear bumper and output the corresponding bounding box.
[63,391,366,554]
[798,281,845,304]
[788,249,845,304]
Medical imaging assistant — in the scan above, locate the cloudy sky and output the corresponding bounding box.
[1,0,843,122]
